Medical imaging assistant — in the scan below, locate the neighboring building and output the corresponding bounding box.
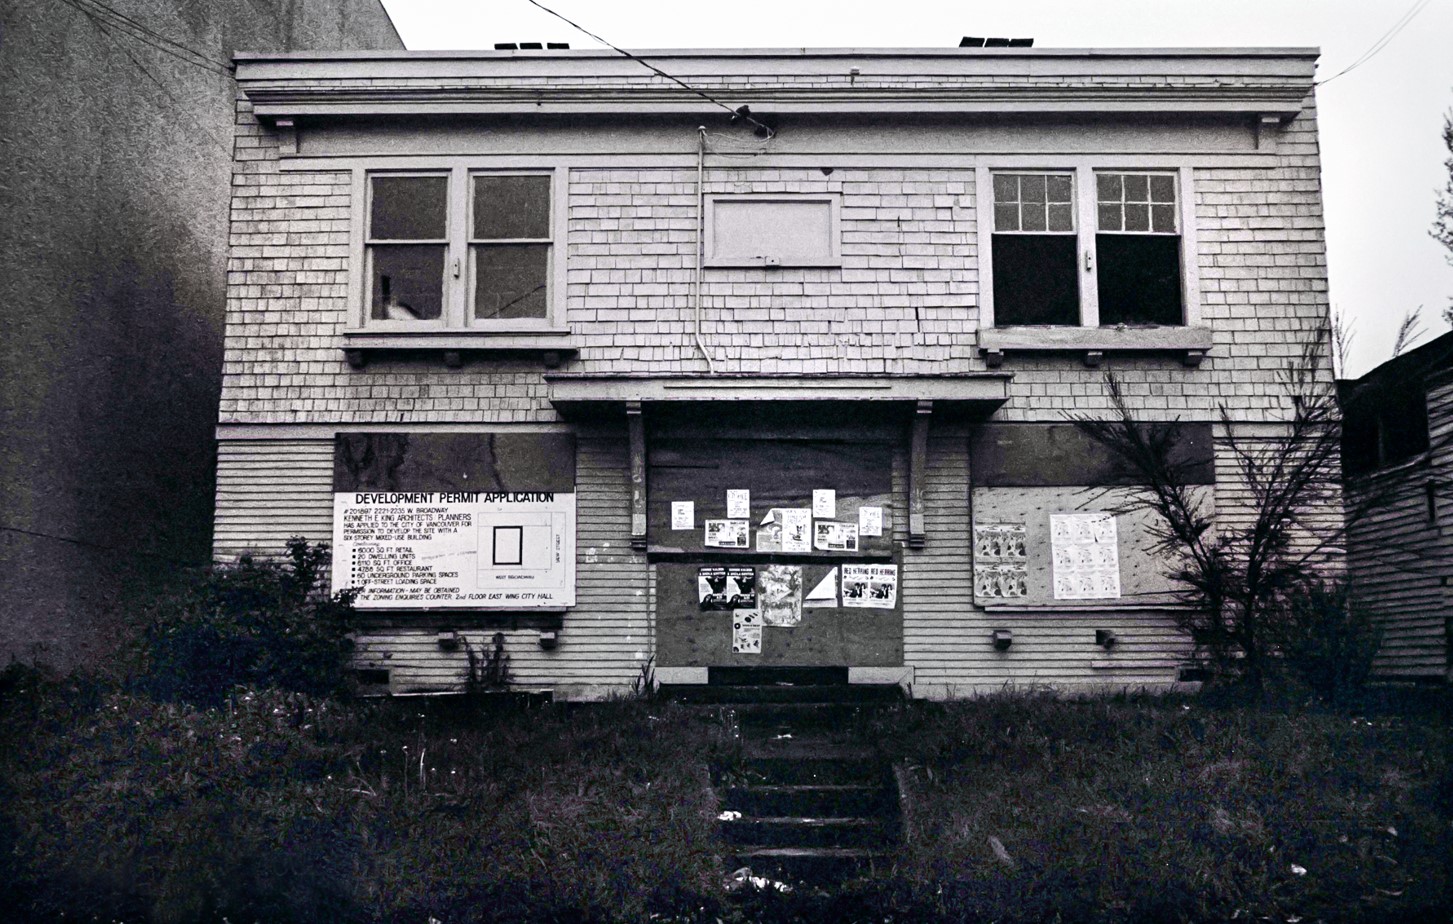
[218,45,1340,699]
[1340,331,1453,683]
[0,1,402,668]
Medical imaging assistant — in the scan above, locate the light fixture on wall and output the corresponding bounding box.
[436,631,461,652]
[1095,629,1118,650]
[992,629,1013,651]
[538,630,559,650]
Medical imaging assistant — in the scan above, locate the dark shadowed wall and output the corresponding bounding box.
[0,0,402,668]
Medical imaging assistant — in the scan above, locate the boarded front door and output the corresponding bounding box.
[649,437,903,667]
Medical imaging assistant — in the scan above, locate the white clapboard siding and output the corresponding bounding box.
[214,439,335,559]
[901,432,1191,695]
[1214,425,1347,570]
[216,433,652,698]
[1344,376,1452,680]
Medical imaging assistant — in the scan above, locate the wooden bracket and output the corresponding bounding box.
[1083,350,1105,368]
[627,401,648,550]
[982,348,1005,369]
[274,118,298,156]
[443,350,462,369]
[1255,114,1282,153]
[1182,349,1206,369]
[908,399,931,548]
[344,349,365,369]
[542,350,562,369]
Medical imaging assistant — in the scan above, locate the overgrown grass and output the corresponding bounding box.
[2,672,1448,923]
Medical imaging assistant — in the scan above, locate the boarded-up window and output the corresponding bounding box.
[706,195,841,267]
[991,173,1079,325]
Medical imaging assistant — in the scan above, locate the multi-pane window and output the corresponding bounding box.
[987,168,1187,328]
[991,173,1079,325]
[1095,172,1182,326]
[363,171,553,327]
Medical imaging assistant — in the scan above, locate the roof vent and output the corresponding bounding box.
[494,42,517,50]
[495,42,569,50]
[548,42,570,49]
[519,42,543,49]
[959,36,1033,47]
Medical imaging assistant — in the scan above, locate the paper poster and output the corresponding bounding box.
[858,506,883,537]
[757,508,811,552]
[813,520,859,552]
[804,567,838,607]
[332,490,575,609]
[759,564,803,627]
[842,564,897,609]
[704,519,749,548]
[1050,513,1121,600]
[697,566,756,611]
[671,501,694,530]
[731,609,762,654]
[812,489,836,518]
[974,522,1028,600]
[727,489,751,519]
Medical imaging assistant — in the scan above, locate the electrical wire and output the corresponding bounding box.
[54,0,234,76]
[520,0,775,139]
[1316,0,1433,86]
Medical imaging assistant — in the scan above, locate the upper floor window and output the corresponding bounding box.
[985,167,1190,329]
[361,169,556,329]
[1342,383,1430,476]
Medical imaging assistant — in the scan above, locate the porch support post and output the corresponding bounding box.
[908,399,931,548]
[627,400,648,550]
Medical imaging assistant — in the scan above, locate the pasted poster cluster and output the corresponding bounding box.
[1050,513,1121,600]
[332,491,575,608]
[842,564,898,609]
[755,508,812,553]
[974,522,1028,599]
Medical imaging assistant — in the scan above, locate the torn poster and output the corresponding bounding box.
[813,520,859,552]
[804,567,838,607]
[704,519,749,548]
[727,489,751,519]
[758,564,803,627]
[698,566,757,611]
[974,522,1028,600]
[671,501,694,530]
[1050,513,1120,600]
[731,609,762,654]
[812,489,835,518]
[858,506,883,537]
[842,564,897,609]
[757,508,812,553]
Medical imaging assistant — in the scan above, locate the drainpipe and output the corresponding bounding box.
[694,126,715,373]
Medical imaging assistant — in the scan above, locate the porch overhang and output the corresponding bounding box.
[544,372,1012,419]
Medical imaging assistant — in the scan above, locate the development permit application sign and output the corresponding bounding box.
[332,490,576,608]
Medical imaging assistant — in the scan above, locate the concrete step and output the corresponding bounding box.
[730,846,892,882]
[722,815,891,849]
[728,756,889,786]
[734,701,882,732]
[720,783,893,817]
[709,666,850,686]
[669,683,901,705]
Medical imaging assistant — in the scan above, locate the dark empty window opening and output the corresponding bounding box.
[367,174,448,322]
[1342,384,1429,476]
[1095,172,1183,326]
[992,173,1078,325]
[472,174,551,322]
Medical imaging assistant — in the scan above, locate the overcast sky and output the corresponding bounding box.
[381,0,1453,377]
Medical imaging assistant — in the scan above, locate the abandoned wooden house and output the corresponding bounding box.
[1341,330,1453,684]
[216,45,1339,699]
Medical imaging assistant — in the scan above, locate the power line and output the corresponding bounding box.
[1316,0,1433,87]
[519,0,776,139]
[54,0,234,77]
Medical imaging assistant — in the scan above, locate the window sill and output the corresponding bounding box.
[978,326,1212,368]
[341,328,576,369]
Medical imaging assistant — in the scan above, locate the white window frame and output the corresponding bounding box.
[348,165,566,332]
[975,163,1200,329]
[703,193,843,268]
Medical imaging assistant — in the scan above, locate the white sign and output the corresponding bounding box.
[727,489,751,519]
[332,491,575,609]
[1050,513,1121,600]
[704,519,750,548]
[842,564,897,609]
[813,521,859,552]
[812,489,836,518]
[671,501,695,530]
[858,506,883,537]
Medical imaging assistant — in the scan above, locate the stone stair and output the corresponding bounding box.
[670,666,902,884]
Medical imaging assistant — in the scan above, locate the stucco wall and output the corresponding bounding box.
[0,0,401,669]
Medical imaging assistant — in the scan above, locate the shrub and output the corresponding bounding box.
[137,538,356,706]
[1275,580,1382,703]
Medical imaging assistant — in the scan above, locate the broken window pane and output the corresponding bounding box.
[370,176,447,240]
[369,245,445,321]
[474,244,548,320]
[1096,234,1182,325]
[473,175,551,240]
[993,234,1078,325]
